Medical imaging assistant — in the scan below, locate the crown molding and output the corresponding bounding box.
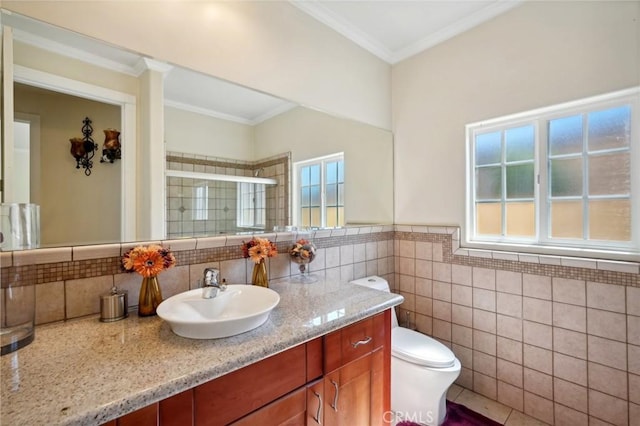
[291,0,522,65]
[11,28,140,76]
[391,0,524,64]
[164,100,254,125]
[134,57,173,76]
[290,0,394,63]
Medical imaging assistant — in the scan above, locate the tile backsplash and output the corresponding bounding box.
[2,224,639,425]
[0,226,395,326]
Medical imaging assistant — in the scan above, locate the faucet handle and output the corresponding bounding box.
[203,268,219,286]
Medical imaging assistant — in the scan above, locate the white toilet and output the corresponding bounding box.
[351,276,461,426]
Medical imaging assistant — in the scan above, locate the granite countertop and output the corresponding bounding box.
[1,279,403,425]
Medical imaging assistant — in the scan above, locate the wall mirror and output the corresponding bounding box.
[0,9,394,248]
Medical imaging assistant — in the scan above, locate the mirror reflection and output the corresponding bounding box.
[2,9,393,248]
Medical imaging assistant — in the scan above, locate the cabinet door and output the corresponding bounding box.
[370,348,388,426]
[232,387,306,426]
[323,353,373,426]
[306,380,324,426]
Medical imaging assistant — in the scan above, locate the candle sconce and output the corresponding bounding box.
[100,128,121,163]
[69,117,98,176]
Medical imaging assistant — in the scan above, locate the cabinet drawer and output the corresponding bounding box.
[340,317,375,366]
[231,387,306,426]
[195,344,306,425]
[325,312,387,372]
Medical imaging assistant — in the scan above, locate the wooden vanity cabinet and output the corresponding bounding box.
[104,310,390,426]
[320,310,391,426]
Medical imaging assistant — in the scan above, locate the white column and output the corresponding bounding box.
[136,58,172,240]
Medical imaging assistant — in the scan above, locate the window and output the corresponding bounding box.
[294,153,345,228]
[192,183,208,221]
[467,88,639,255]
[237,183,266,228]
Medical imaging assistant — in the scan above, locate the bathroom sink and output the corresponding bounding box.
[156,285,280,339]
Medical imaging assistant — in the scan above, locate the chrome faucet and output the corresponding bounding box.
[202,268,227,299]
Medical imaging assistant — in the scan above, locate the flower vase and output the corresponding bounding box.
[138,275,163,316]
[252,259,269,288]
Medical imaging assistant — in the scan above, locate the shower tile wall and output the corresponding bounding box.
[165,152,290,238]
[394,229,640,426]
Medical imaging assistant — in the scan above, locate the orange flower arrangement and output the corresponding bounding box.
[122,244,176,278]
[241,237,278,264]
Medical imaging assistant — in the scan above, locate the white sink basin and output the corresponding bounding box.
[156,285,280,339]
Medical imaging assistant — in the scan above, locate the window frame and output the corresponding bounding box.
[292,152,345,228]
[465,87,640,260]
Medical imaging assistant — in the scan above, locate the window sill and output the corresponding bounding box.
[395,225,640,273]
[457,239,640,273]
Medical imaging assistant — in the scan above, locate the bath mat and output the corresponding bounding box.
[396,400,503,426]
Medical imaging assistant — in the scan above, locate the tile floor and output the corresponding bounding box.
[447,385,549,426]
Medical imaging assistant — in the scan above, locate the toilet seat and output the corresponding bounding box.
[392,327,456,368]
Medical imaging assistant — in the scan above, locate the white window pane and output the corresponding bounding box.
[589,152,630,196]
[588,105,631,151]
[326,183,337,205]
[506,125,535,162]
[506,163,534,199]
[301,187,310,206]
[310,185,321,206]
[549,115,583,156]
[506,202,535,237]
[550,200,583,239]
[550,158,582,197]
[475,131,501,165]
[326,162,338,184]
[476,166,502,200]
[476,202,502,235]
[310,165,320,185]
[300,166,310,186]
[589,199,630,241]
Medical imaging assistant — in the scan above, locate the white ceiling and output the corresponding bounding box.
[292,0,522,64]
[4,1,521,121]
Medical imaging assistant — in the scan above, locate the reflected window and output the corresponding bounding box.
[467,89,638,253]
[295,153,344,228]
[192,183,208,221]
[237,183,266,228]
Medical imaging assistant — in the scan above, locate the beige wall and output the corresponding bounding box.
[3,1,391,130]
[392,1,640,233]
[254,106,394,225]
[14,84,121,246]
[164,107,253,160]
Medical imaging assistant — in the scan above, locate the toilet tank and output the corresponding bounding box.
[350,276,398,328]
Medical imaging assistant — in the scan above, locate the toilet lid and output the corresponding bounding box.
[392,327,456,368]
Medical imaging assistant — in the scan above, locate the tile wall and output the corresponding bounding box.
[394,227,640,426]
[0,226,394,327]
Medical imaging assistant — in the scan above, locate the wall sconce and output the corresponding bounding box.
[69,117,97,176]
[100,128,121,163]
